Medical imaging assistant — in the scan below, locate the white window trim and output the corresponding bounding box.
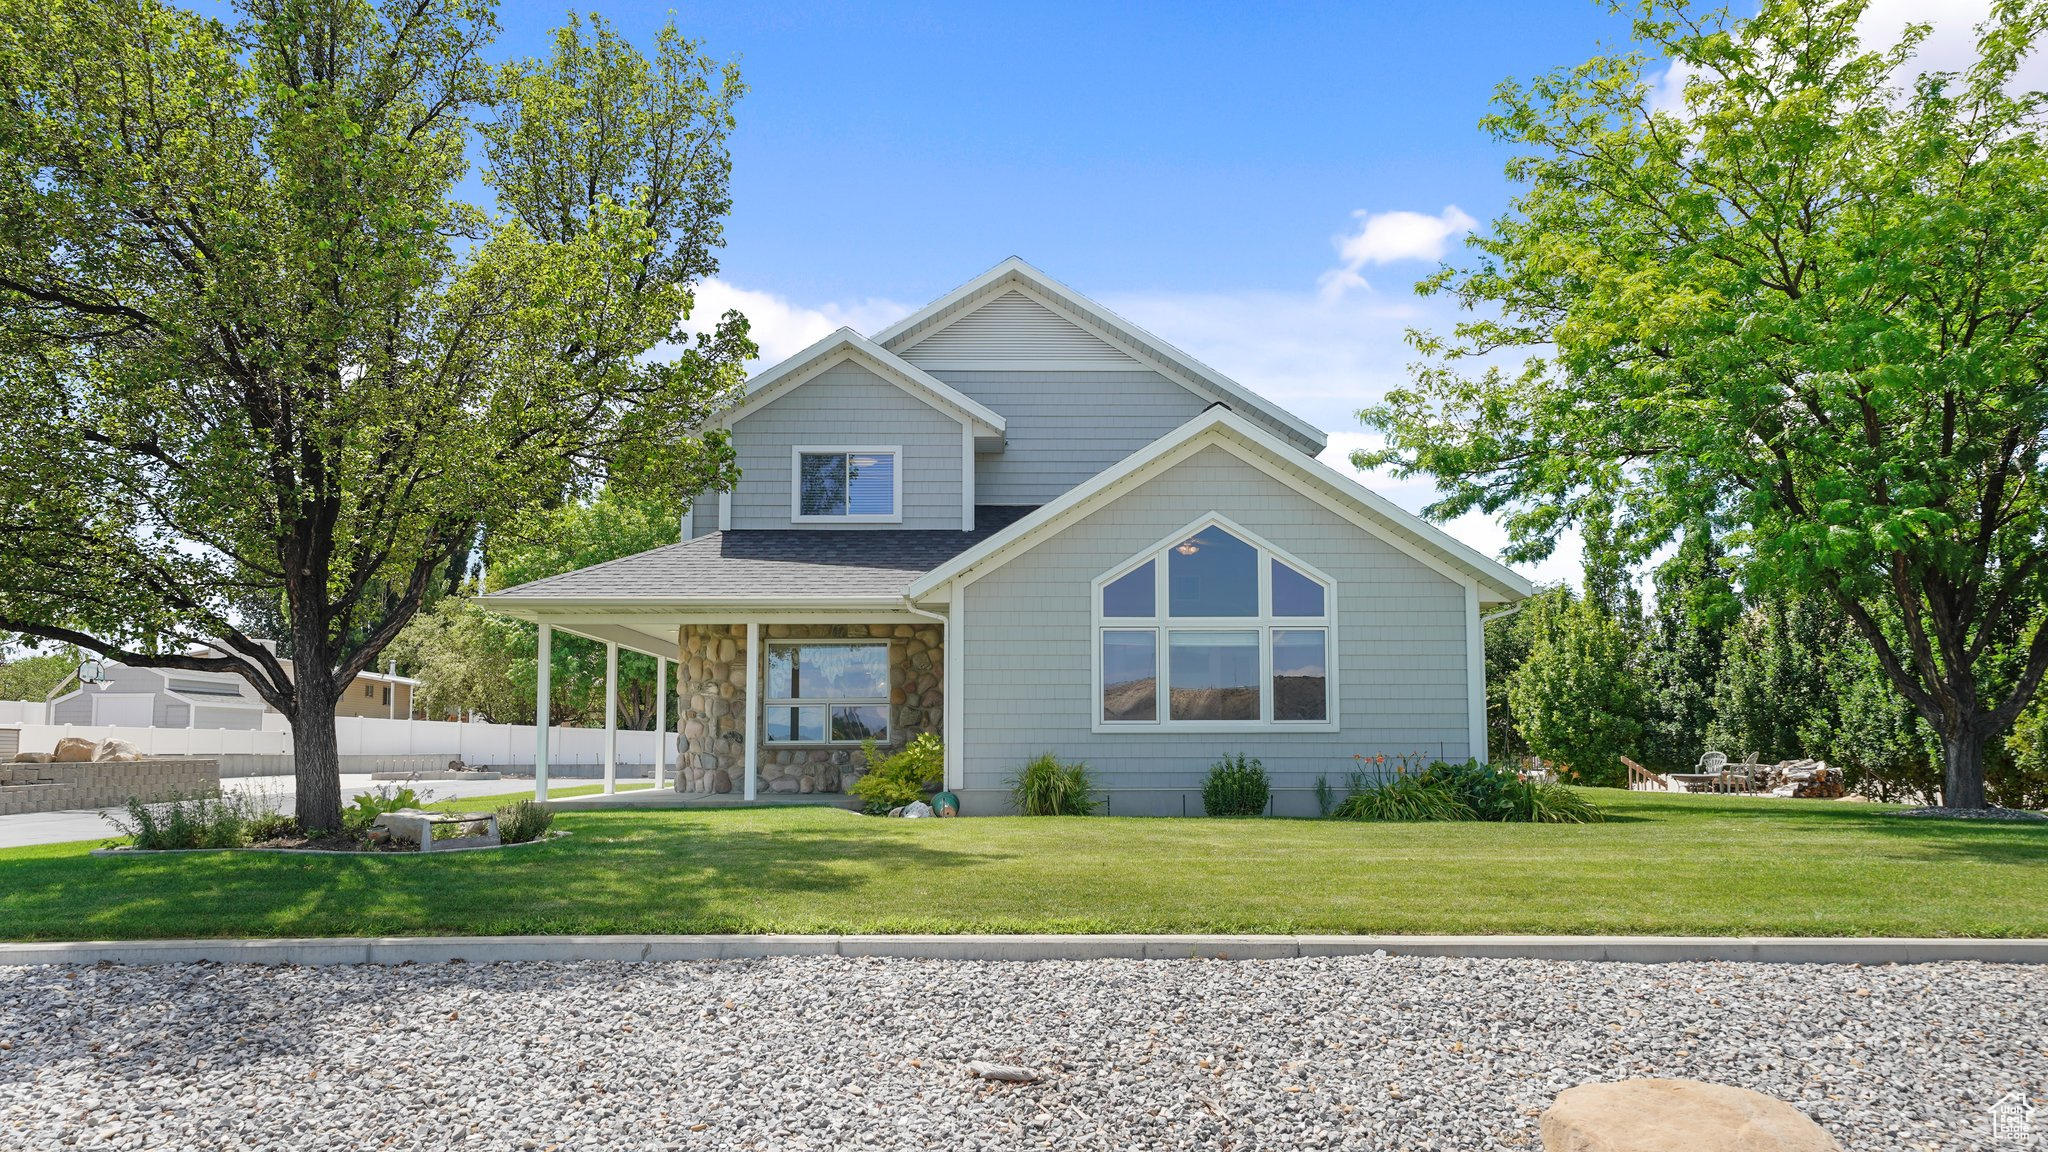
[762,639,893,745]
[790,445,904,524]
[1090,512,1339,734]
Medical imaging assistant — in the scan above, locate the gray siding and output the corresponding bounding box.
[958,446,1475,813]
[52,666,178,726]
[728,361,966,530]
[687,497,718,538]
[899,289,1137,363]
[930,369,1210,506]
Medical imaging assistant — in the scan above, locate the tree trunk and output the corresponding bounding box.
[292,683,344,834]
[1939,724,1989,810]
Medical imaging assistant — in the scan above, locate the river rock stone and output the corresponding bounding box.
[1542,1079,1842,1152]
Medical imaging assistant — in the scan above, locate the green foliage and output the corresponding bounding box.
[0,0,748,833]
[1008,753,1098,816]
[1635,528,1735,773]
[1201,753,1270,817]
[108,791,254,850]
[0,647,78,702]
[1359,0,2048,807]
[496,800,555,845]
[1331,776,1472,822]
[244,812,300,843]
[1404,759,1604,825]
[388,488,692,727]
[1313,774,1337,818]
[1507,592,1642,787]
[338,786,426,837]
[1707,596,1840,765]
[850,734,945,815]
[387,596,541,723]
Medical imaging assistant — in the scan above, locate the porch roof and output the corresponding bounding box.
[483,505,1036,608]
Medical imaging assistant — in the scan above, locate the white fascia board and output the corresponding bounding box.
[872,258,1327,454]
[905,407,1533,604]
[713,328,1005,437]
[482,594,913,618]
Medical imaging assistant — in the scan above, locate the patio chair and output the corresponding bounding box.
[1694,751,1728,774]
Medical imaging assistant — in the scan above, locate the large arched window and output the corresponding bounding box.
[1092,516,1335,731]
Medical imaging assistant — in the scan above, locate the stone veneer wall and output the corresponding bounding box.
[674,622,943,795]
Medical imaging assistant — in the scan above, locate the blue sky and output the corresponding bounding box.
[493,2,1632,302]
[502,0,1649,584]
[401,3,2032,582]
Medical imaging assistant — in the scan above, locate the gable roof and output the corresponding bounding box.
[872,258,1327,455]
[906,406,1534,605]
[712,327,1006,439]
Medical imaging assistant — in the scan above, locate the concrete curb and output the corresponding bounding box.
[86,831,570,859]
[1,933,2044,967]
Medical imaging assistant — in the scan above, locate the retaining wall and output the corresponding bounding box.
[0,758,221,815]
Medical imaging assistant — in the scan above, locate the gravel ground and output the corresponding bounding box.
[0,956,2041,1151]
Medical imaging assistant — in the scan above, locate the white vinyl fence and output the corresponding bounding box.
[0,700,50,725]
[5,714,662,772]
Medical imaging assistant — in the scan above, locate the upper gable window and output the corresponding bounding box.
[1093,520,1335,731]
[793,447,900,523]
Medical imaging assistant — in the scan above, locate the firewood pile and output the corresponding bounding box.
[1768,760,1844,799]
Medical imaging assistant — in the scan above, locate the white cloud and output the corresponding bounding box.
[1651,0,2048,114]
[679,279,913,366]
[1319,206,1476,298]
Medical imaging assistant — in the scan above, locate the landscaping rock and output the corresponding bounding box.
[92,739,145,763]
[9,752,52,764]
[1542,1079,1842,1152]
[0,956,2034,1150]
[50,736,97,763]
[901,800,934,819]
[966,1060,1038,1083]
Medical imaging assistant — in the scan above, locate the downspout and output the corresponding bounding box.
[1480,603,1523,625]
[904,599,958,791]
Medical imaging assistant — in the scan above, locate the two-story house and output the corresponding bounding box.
[485,259,1531,815]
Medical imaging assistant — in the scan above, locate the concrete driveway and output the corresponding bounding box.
[0,773,538,850]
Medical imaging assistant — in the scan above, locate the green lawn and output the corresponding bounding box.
[2,790,2043,940]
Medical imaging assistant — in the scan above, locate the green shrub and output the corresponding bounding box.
[108,791,254,849]
[497,800,556,844]
[851,733,945,814]
[1313,774,1336,817]
[1500,777,1603,824]
[1330,776,1472,822]
[1202,753,1270,816]
[339,785,425,836]
[1327,759,1603,824]
[1008,752,1098,816]
[245,812,300,842]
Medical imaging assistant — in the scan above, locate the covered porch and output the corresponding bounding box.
[504,605,950,806]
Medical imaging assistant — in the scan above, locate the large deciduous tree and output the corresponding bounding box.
[1361,0,2048,808]
[0,0,749,831]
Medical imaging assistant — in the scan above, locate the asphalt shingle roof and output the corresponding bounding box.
[488,506,1037,601]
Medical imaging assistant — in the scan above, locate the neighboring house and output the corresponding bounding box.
[49,654,423,729]
[485,258,1531,815]
[51,662,269,730]
[331,668,422,720]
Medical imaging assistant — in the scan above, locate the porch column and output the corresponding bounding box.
[654,656,668,790]
[743,621,759,802]
[603,640,619,795]
[535,622,552,801]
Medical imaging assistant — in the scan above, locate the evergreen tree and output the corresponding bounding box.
[1508,590,1645,786]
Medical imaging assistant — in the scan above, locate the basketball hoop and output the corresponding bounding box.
[75,658,107,685]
